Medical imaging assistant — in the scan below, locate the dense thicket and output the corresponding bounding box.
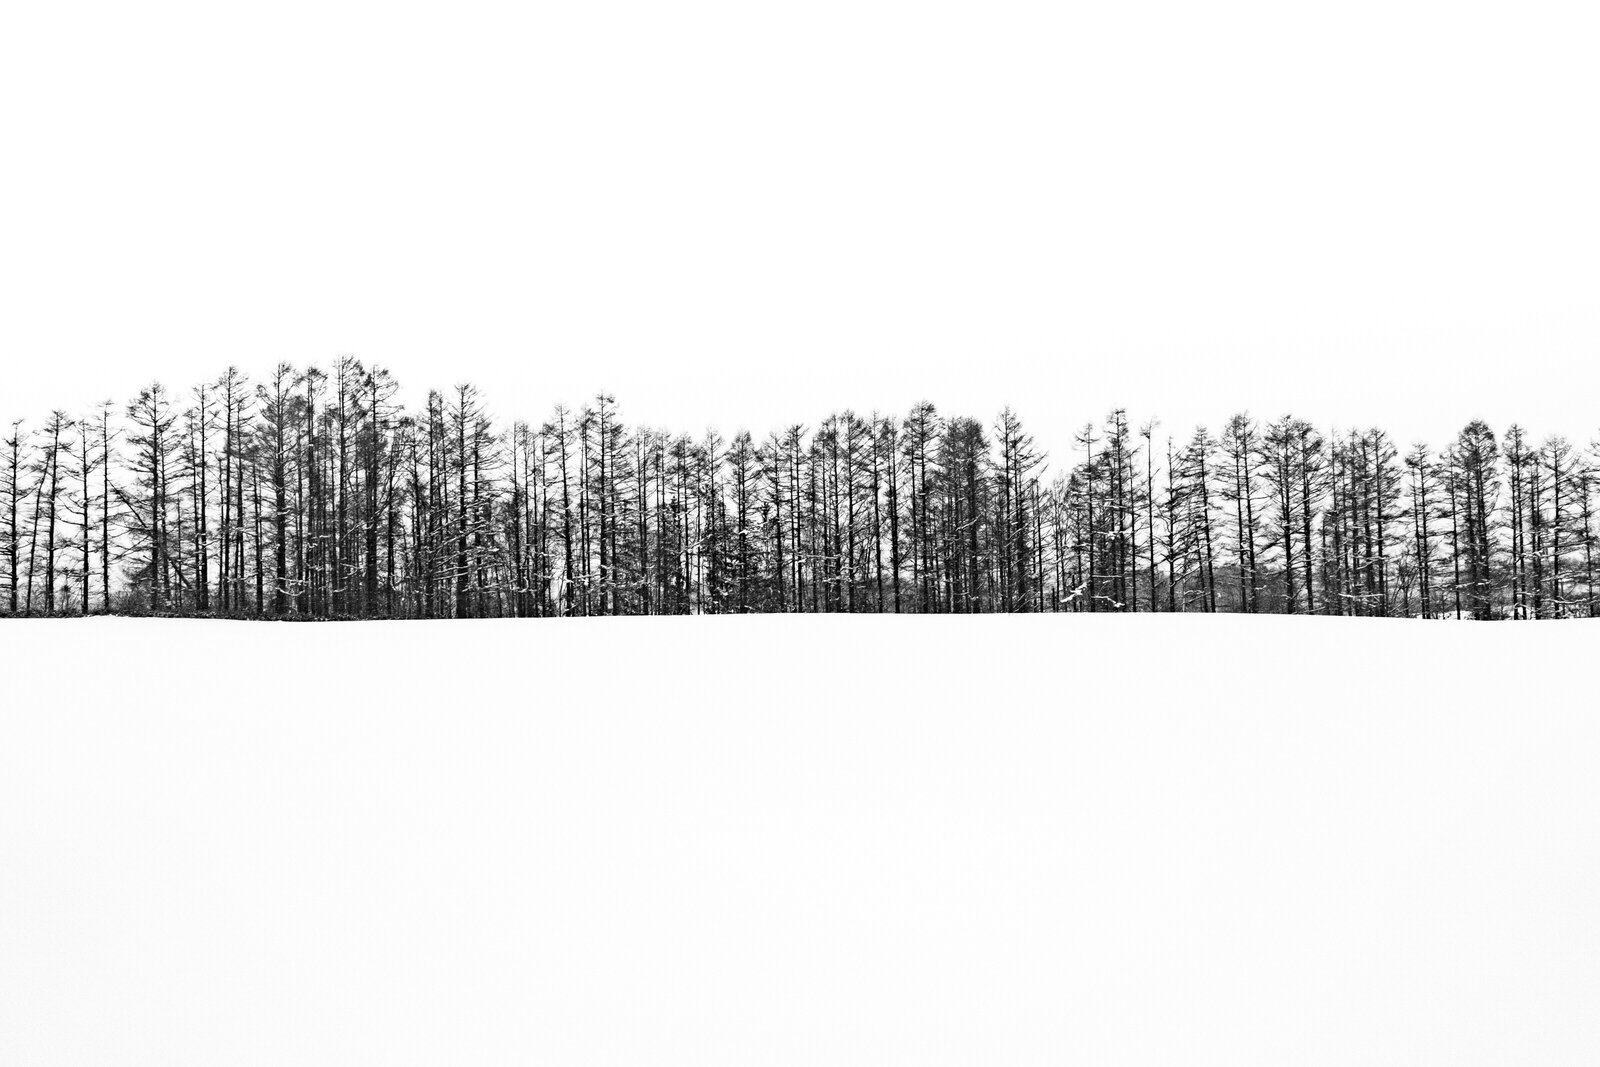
[2,362,1595,619]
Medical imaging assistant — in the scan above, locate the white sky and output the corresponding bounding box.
[3,1,1598,461]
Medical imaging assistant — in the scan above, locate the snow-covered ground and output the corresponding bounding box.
[3,616,1598,1066]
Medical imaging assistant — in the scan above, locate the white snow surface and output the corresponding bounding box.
[3,615,1599,1066]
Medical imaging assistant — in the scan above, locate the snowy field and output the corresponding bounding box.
[3,615,1599,1066]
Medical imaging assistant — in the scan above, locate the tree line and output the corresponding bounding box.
[1,359,1594,620]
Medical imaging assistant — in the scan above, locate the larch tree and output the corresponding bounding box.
[4,421,26,615]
